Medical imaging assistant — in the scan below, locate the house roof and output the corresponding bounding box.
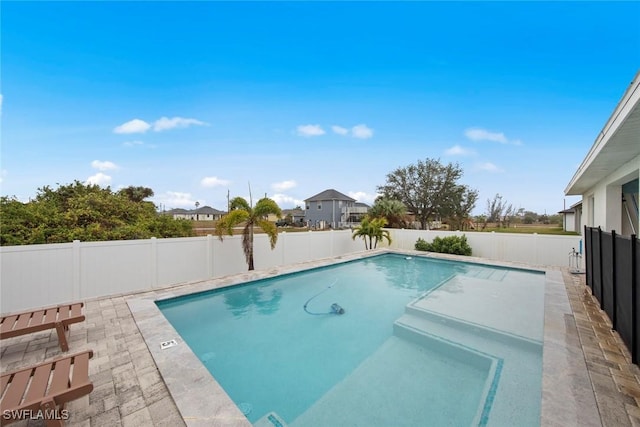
[565,70,640,195]
[194,206,225,215]
[354,202,370,208]
[304,189,355,202]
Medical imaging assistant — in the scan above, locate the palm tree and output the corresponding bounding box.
[351,215,392,250]
[215,195,282,270]
[369,197,407,228]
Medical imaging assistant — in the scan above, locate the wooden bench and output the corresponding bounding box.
[0,303,85,352]
[0,350,94,426]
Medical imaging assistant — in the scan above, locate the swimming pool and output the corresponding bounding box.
[156,253,545,426]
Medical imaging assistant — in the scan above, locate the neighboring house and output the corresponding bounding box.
[343,202,370,224]
[304,189,357,228]
[565,70,640,236]
[282,208,306,225]
[164,206,226,221]
[558,201,583,233]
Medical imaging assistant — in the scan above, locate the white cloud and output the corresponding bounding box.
[271,180,297,192]
[153,191,199,209]
[91,160,118,171]
[201,176,230,188]
[85,172,112,186]
[475,162,504,173]
[296,124,325,137]
[123,140,144,147]
[331,125,349,135]
[347,191,378,205]
[114,119,151,134]
[271,193,305,208]
[153,116,207,132]
[0,169,7,184]
[444,145,475,156]
[464,127,523,145]
[351,124,374,139]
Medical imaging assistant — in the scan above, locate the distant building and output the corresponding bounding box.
[558,201,582,233]
[304,189,368,228]
[164,206,226,221]
[281,208,306,225]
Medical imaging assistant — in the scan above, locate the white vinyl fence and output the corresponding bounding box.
[0,229,582,313]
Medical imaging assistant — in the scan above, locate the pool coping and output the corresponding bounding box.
[126,249,602,427]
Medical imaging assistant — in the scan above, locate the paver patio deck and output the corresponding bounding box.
[1,263,639,426]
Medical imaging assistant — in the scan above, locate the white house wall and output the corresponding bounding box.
[581,153,640,232]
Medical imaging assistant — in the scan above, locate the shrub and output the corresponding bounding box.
[414,237,430,251]
[414,235,472,256]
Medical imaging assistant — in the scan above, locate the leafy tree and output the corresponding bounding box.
[351,215,392,250]
[485,193,514,227]
[118,186,154,203]
[443,185,478,231]
[1,181,193,245]
[377,158,476,230]
[215,195,282,271]
[369,197,407,228]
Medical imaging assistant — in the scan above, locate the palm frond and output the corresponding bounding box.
[254,198,282,218]
[215,209,249,240]
[257,218,278,249]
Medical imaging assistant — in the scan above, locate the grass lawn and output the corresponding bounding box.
[471,226,578,235]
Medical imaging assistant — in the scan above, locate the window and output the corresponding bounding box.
[317,204,322,210]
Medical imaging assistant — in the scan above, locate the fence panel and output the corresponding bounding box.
[156,237,209,287]
[615,235,633,353]
[80,240,152,298]
[592,230,603,306]
[585,227,593,291]
[601,232,615,324]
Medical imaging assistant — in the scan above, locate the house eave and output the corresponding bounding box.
[565,70,640,195]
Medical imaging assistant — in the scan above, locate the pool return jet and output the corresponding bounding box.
[303,279,345,315]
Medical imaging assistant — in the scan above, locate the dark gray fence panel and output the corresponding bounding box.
[592,230,603,308]
[586,227,594,292]
[602,232,615,323]
[615,236,633,352]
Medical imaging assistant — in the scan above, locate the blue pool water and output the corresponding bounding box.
[158,254,545,426]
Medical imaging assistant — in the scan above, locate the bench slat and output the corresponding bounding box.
[1,370,32,408]
[13,313,33,331]
[49,358,72,395]
[43,308,57,324]
[29,310,46,327]
[57,306,71,322]
[24,364,53,403]
[0,374,10,396]
[70,352,90,387]
[0,315,18,334]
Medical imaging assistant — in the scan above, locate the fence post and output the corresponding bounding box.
[585,225,591,291]
[612,230,617,329]
[632,234,638,364]
[598,227,604,310]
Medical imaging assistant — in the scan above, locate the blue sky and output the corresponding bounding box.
[2,1,639,215]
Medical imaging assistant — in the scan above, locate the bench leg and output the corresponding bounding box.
[54,322,69,352]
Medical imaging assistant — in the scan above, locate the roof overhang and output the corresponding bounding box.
[565,71,640,195]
